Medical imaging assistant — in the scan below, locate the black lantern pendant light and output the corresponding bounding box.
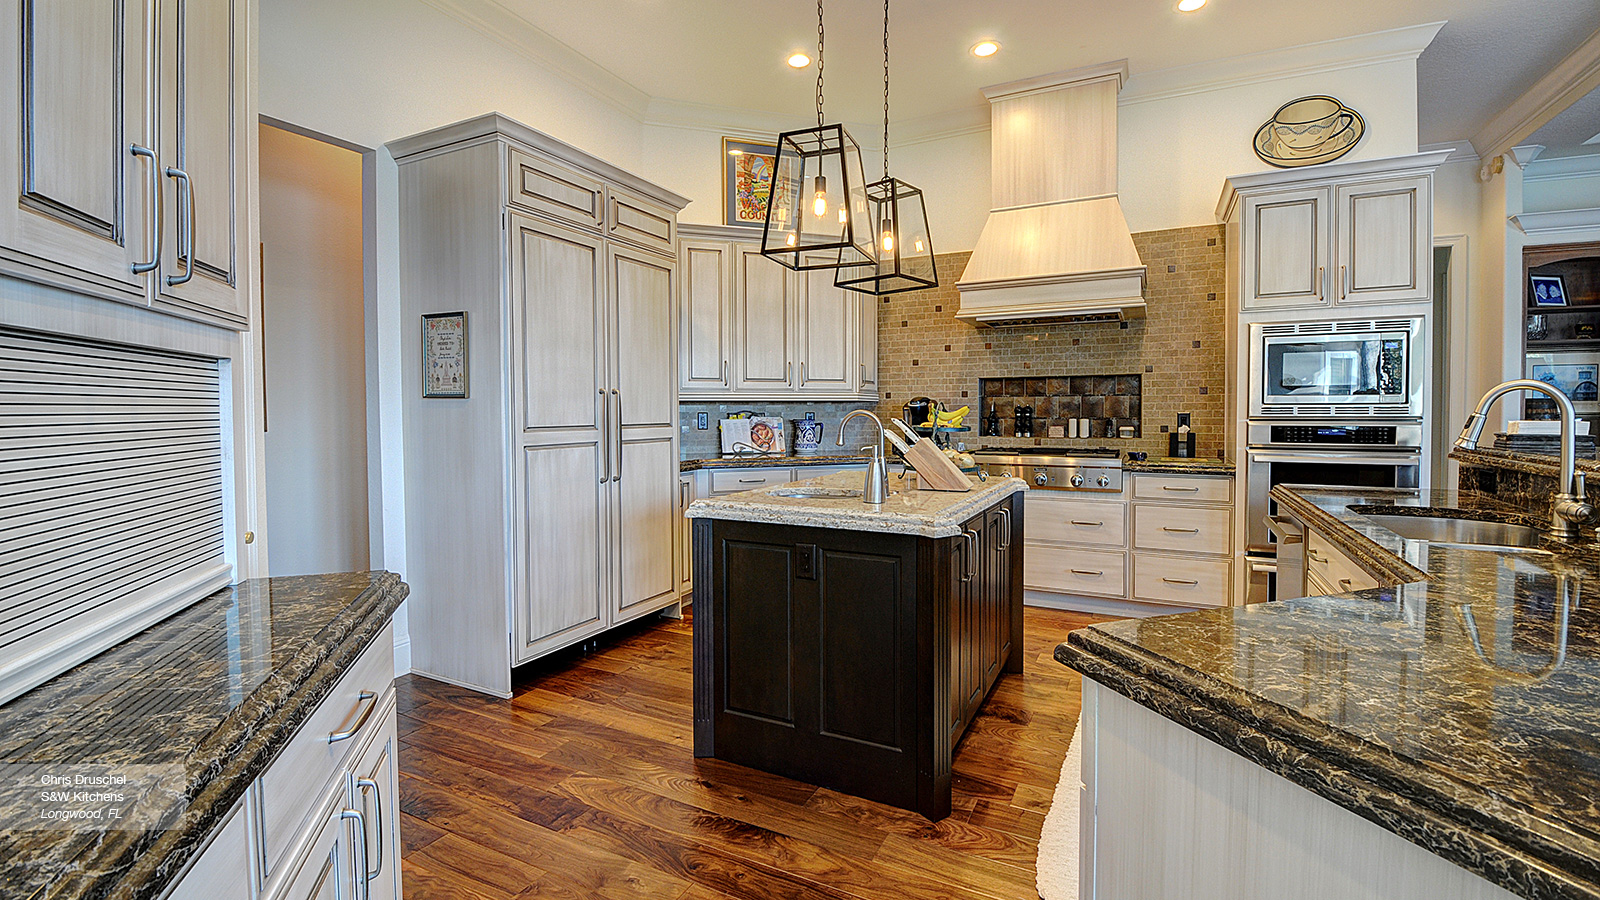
[836,0,937,295]
[760,0,876,271]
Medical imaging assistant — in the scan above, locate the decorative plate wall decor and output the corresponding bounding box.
[1253,95,1365,168]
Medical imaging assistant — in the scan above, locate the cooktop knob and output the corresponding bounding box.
[1034,471,1049,486]
[1069,473,1084,488]
[1097,474,1111,487]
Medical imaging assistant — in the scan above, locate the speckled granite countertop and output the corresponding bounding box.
[688,470,1026,537]
[679,454,871,472]
[1060,486,1600,900]
[0,571,407,900]
[1124,456,1235,476]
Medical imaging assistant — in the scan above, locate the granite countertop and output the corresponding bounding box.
[679,454,871,472]
[1124,456,1235,476]
[0,571,407,900]
[1059,485,1600,900]
[687,470,1027,537]
[1455,446,1600,477]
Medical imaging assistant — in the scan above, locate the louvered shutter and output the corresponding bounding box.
[0,327,233,703]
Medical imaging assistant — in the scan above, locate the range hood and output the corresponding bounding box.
[956,61,1147,326]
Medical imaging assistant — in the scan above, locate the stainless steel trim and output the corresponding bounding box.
[341,807,370,900]
[328,691,377,743]
[1250,450,1422,466]
[165,166,194,286]
[357,777,383,880]
[1247,318,1425,419]
[598,390,610,483]
[611,389,622,482]
[1263,516,1303,544]
[1246,420,1426,449]
[130,145,163,275]
[1249,559,1278,574]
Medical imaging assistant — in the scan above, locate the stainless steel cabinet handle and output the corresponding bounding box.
[356,777,384,880]
[598,390,610,483]
[165,166,194,286]
[1307,549,1328,564]
[1161,485,1200,493]
[1340,264,1348,299]
[962,531,978,582]
[611,389,622,482]
[738,477,764,484]
[721,360,728,384]
[1315,265,1324,301]
[800,361,806,384]
[1338,578,1354,589]
[1071,520,1104,527]
[860,363,867,384]
[1162,526,1201,534]
[341,807,371,900]
[680,480,690,509]
[328,691,377,743]
[787,361,793,384]
[130,144,163,275]
[1070,569,1104,577]
[1163,577,1199,586]
[997,507,1012,550]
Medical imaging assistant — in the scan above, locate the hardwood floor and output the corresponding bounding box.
[396,604,1115,900]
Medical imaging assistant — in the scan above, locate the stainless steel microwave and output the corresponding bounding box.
[1249,318,1425,418]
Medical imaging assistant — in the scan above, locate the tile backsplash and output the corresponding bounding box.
[872,224,1228,459]
[679,401,877,459]
[979,375,1141,440]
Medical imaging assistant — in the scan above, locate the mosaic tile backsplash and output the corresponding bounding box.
[978,375,1142,439]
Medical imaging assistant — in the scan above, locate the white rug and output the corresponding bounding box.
[1035,717,1081,900]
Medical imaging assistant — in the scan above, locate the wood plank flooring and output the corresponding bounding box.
[396,605,1114,900]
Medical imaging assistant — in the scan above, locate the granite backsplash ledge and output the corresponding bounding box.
[872,224,1227,457]
[679,401,878,459]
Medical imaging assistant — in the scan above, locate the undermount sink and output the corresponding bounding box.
[769,487,864,499]
[1358,513,1543,550]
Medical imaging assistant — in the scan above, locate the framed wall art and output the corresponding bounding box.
[722,137,778,227]
[421,312,468,398]
[1531,274,1569,307]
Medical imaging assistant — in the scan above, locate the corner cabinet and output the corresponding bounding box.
[1219,152,1450,313]
[392,114,689,697]
[0,0,251,329]
[678,224,880,402]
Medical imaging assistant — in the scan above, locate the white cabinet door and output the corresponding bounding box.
[677,473,693,598]
[0,0,152,304]
[164,800,251,900]
[797,260,853,393]
[858,294,879,396]
[679,240,732,393]
[269,789,353,900]
[155,0,248,325]
[511,214,610,661]
[736,246,796,392]
[610,244,679,621]
[1241,187,1330,311]
[350,707,400,900]
[1334,176,1430,306]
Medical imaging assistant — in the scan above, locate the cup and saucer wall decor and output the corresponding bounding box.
[1253,95,1365,168]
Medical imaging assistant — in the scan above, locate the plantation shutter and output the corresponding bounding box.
[0,327,232,703]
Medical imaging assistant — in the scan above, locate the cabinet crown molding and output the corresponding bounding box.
[1215,150,1453,222]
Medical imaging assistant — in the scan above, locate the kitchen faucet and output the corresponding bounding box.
[1455,379,1595,540]
[838,410,890,504]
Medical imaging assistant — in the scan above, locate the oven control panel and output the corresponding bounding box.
[1271,425,1396,445]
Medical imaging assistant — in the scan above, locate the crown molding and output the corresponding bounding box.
[1510,207,1600,236]
[1524,152,1600,183]
[1121,21,1443,106]
[1419,140,1479,164]
[1471,25,1600,167]
[416,0,650,119]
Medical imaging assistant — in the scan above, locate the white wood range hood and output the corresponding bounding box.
[956,60,1148,326]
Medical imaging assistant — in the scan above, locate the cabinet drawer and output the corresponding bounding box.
[259,622,395,882]
[1305,531,1379,592]
[1133,505,1231,555]
[709,468,795,494]
[607,187,676,255]
[1132,474,1232,503]
[507,149,605,229]
[1025,546,1127,598]
[1026,494,1127,548]
[1132,555,1231,607]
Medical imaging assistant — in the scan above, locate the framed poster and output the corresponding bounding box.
[722,137,778,227]
[1530,361,1598,402]
[421,312,468,398]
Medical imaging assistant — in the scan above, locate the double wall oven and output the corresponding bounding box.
[1245,317,1428,603]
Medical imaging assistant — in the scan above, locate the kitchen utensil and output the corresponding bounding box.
[1014,405,1034,438]
[901,439,972,492]
[889,418,922,445]
[984,406,1000,437]
[791,412,826,455]
[903,397,937,428]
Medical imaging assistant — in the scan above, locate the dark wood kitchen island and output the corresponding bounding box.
[687,471,1027,820]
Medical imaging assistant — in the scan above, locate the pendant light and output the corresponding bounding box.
[836,0,937,295]
[760,0,876,271]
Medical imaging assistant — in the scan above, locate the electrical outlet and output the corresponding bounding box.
[697,412,709,430]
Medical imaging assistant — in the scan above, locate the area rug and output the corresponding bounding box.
[1035,716,1081,900]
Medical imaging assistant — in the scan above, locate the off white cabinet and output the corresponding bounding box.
[394,114,689,696]
[677,473,694,599]
[0,0,250,328]
[164,801,252,900]
[1220,153,1448,313]
[679,224,877,401]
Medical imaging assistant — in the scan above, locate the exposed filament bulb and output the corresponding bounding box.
[880,217,895,254]
[811,175,828,218]
[785,232,797,247]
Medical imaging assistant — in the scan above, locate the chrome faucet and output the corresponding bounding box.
[838,410,890,504]
[1455,378,1595,540]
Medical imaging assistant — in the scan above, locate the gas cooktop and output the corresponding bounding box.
[971,446,1123,491]
[974,446,1121,459]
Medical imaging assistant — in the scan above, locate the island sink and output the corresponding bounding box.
[1355,512,1543,549]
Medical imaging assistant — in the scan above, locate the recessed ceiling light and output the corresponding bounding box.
[970,40,1000,58]
[1176,0,1206,11]
[787,52,812,68]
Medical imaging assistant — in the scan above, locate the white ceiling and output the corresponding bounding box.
[493,0,1598,147]
[1523,86,1600,158]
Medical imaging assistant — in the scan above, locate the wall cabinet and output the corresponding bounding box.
[393,114,689,697]
[1220,153,1449,313]
[0,0,250,328]
[679,224,879,402]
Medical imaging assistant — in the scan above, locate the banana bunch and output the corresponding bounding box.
[922,405,969,428]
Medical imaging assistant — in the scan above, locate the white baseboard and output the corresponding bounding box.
[1025,590,1200,618]
[393,633,411,678]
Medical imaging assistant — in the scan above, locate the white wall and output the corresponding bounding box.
[259,124,371,577]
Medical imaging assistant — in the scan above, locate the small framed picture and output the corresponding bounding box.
[1531,274,1568,307]
[421,312,468,398]
[722,137,778,227]
[1530,362,1598,401]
